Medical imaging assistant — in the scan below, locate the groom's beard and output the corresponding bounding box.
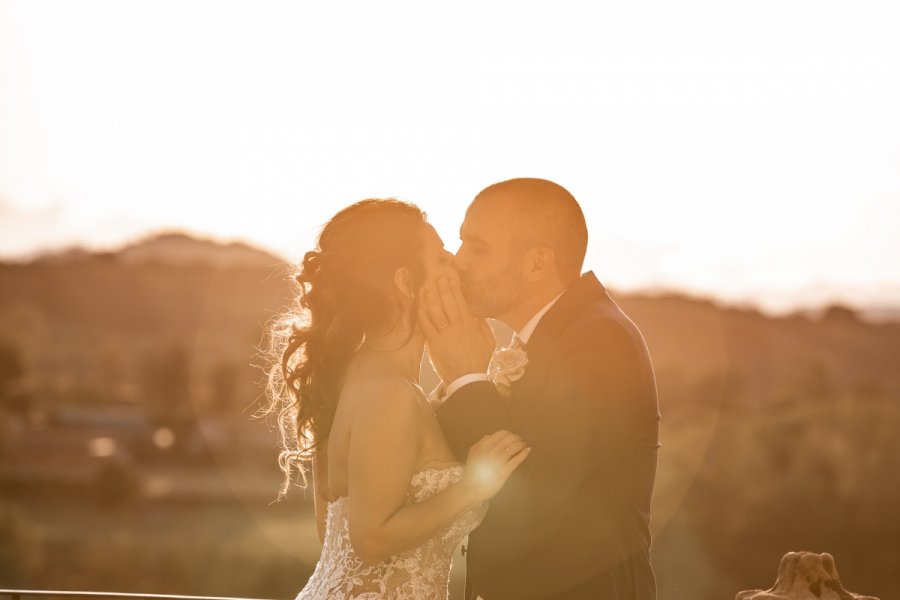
[460,265,526,319]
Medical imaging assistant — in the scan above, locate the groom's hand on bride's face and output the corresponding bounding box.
[418,277,495,383]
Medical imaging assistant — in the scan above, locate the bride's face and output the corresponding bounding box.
[418,224,457,292]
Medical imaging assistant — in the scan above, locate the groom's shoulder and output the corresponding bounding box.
[562,296,646,350]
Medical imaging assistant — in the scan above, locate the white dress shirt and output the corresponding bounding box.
[440,291,565,400]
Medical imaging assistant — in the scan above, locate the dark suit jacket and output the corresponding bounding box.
[437,272,660,600]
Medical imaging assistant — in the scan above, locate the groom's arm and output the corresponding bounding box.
[436,379,511,461]
[418,277,502,459]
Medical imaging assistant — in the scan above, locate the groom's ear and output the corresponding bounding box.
[524,247,556,282]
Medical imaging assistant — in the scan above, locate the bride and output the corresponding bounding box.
[264,199,530,599]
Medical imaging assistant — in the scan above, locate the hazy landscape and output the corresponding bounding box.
[1,232,898,600]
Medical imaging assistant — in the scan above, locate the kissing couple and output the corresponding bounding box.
[265,178,660,600]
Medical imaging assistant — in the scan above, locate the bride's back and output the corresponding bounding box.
[324,357,457,501]
[297,366,486,600]
[298,355,487,600]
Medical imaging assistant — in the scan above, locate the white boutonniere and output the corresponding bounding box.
[488,345,529,397]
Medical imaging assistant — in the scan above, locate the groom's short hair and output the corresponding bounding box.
[476,178,588,284]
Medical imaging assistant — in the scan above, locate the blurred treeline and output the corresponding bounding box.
[0,232,897,600]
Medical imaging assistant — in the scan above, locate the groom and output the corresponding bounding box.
[421,178,659,600]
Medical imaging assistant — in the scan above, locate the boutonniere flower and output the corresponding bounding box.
[488,345,529,397]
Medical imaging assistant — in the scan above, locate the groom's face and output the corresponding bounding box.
[453,198,527,319]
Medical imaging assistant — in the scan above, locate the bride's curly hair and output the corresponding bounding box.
[263,199,428,497]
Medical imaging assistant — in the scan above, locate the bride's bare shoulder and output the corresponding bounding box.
[341,376,423,422]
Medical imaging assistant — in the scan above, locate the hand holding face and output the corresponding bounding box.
[418,277,496,384]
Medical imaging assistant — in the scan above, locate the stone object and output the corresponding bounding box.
[736,551,879,600]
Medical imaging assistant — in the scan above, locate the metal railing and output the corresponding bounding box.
[0,591,275,600]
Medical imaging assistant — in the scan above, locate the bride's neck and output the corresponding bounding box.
[356,324,423,382]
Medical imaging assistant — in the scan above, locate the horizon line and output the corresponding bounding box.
[2,227,900,321]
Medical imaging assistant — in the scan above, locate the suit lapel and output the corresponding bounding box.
[506,272,611,431]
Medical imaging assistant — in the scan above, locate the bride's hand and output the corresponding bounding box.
[461,430,531,503]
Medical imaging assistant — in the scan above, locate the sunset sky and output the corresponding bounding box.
[1,1,899,314]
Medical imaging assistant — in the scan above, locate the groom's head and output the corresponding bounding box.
[454,178,587,321]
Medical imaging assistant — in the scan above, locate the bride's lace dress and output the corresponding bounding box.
[296,464,488,600]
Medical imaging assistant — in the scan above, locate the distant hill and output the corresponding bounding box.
[860,305,900,324]
[115,231,283,269]
[615,292,900,403]
[0,232,898,410]
[34,231,284,269]
[0,233,295,413]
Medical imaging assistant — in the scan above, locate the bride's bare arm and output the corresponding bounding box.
[347,380,528,565]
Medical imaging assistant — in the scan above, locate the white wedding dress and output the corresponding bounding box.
[296,464,488,600]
